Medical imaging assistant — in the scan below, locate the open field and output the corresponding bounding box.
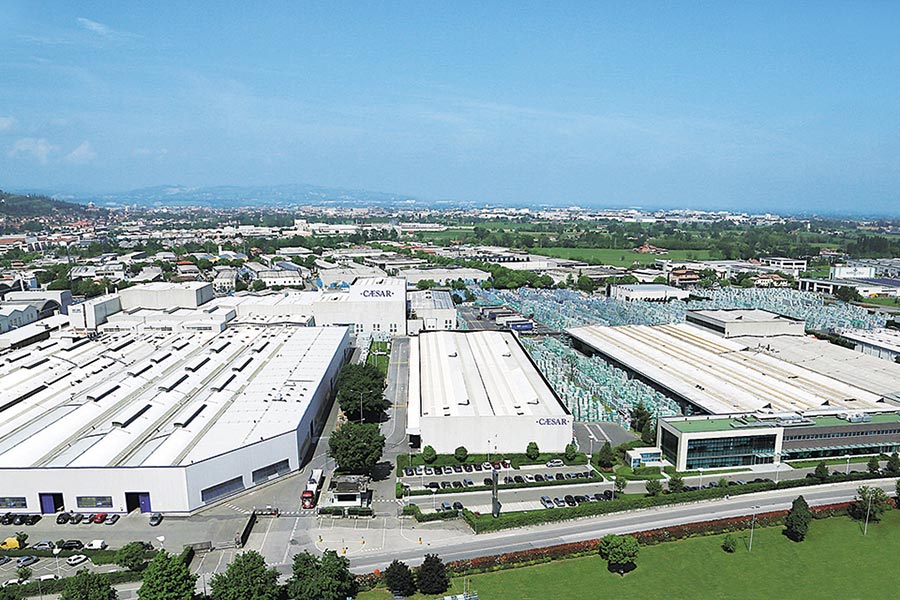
[367,341,391,376]
[358,511,900,599]
[529,247,718,267]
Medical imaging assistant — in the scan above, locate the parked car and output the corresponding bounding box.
[16,556,38,568]
[452,501,464,511]
[66,555,88,567]
[440,481,452,489]
[60,540,84,551]
[462,464,472,473]
[491,461,501,470]
[451,481,463,489]
[553,497,566,507]
[25,515,41,526]
[463,479,473,487]
[540,496,555,509]
[513,475,524,484]
[564,495,577,507]
[481,462,492,471]
[414,466,424,476]
[403,468,414,477]
[0,513,13,525]
[85,540,107,551]
[524,474,535,483]
[92,513,108,524]
[534,474,544,482]
[83,514,97,525]
[69,514,84,525]
[32,541,55,551]
[148,513,163,527]
[593,493,605,502]
[546,459,564,468]
[440,502,452,512]
[38,574,60,583]
[443,466,454,475]
[424,466,434,476]
[426,482,440,490]
[56,513,71,525]
[106,515,120,525]
[574,495,588,504]
[555,473,565,481]
[483,478,493,486]
[12,515,26,526]
[3,579,20,589]
[0,557,10,567]
[472,463,483,472]
[452,465,463,473]
[602,490,613,501]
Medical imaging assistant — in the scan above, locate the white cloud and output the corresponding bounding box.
[76,17,111,36]
[8,138,57,164]
[65,141,97,164]
[0,117,15,131]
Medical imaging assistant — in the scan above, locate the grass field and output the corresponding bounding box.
[358,512,900,600]
[786,455,878,469]
[857,296,900,308]
[366,341,391,376]
[529,247,718,267]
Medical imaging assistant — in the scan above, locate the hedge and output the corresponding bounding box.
[16,569,144,597]
[0,547,156,565]
[402,504,461,522]
[463,470,892,533]
[318,506,346,516]
[347,506,374,517]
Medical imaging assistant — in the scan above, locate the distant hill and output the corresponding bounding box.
[87,183,419,208]
[0,189,98,219]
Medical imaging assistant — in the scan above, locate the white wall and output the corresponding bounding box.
[420,415,572,454]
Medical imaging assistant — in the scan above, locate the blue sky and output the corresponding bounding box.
[1,2,899,214]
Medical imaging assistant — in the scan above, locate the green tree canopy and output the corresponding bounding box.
[784,495,813,542]
[114,542,147,572]
[136,551,197,600]
[814,461,829,479]
[335,363,389,422]
[285,550,356,600]
[668,473,685,494]
[596,442,615,470]
[383,560,417,597]
[645,479,663,496]
[525,441,540,460]
[210,550,281,600]
[60,570,118,600]
[328,422,385,474]
[849,486,889,522]
[416,554,450,595]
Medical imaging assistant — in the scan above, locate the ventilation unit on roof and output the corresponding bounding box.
[448,352,457,358]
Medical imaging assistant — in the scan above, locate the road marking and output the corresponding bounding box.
[282,517,300,564]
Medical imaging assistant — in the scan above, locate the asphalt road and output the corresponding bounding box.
[341,477,899,574]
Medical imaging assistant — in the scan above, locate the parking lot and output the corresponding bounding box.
[0,551,123,588]
[399,461,601,493]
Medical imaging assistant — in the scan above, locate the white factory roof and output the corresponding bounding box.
[568,322,890,415]
[688,308,802,324]
[411,330,567,423]
[407,290,455,311]
[839,327,900,354]
[0,325,347,469]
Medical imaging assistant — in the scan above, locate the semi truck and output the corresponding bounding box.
[301,469,325,509]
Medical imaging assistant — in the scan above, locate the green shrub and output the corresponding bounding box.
[454,446,469,463]
[422,445,437,464]
[722,534,737,553]
[526,442,540,460]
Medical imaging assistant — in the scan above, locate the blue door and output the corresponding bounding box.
[39,494,56,514]
[138,493,152,513]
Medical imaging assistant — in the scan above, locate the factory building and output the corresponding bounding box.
[660,411,900,471]
[608,284,690,302]
[838,328,900,363]
[407,289,457,334]
[0,323,350,514]
[685,309,805,338]
[407,330,572,454]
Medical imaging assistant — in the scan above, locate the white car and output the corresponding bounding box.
[66,554,89,567]
[2,579,20,588]
[85,539,107,550]
[38,574,60,582]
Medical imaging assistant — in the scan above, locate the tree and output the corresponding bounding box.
[526,441,540,460]
[849,486,889,522]
[0,586,23,600]
[598,534,619,560]
[115,542,147,571]
[645,479,662,497]
[422,445,437,464]
[784,495,813,542]
[137,551,197,600]
[453,446,468,463]
[614,477,627,494]
[14,532,27,547]
[210,550,281,600]
[640,420,656,445]
[596,442,615,470]
[328,422,385,474]
[383,560,416,597]
[630,401,652,434]
[564,442,577,462]
[335,363,389,422]
[60,570,118,600]
[286,550,356,600]
[867,455,881,474]
[721,534,737,553]
[604,535,640,574]
[668,473,685,494]
[250,279,266,292]
[416,554,450,595]
[887,452,900,475]
[834,286,862,303]
[814,461,829,480]
[15,567,31,583]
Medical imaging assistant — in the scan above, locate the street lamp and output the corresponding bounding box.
[156,535,166,553]
[698,467,704,489]
[52,548,61,579]
[749,506,760,551]
[864,491,874,536]
[611,476,617,501]
[846,455,851,475]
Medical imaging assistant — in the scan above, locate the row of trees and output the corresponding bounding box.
[383,554,450,596]
[329,362,389,475]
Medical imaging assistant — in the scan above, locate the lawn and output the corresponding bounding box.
[786,455,878,469]
[857,296,900,308]
[358,512,900,600]
[529,247,718,267]
[366,341,391,377]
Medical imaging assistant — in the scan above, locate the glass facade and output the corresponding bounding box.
[76,496,113,509]
[685,434,776,469]
[660,428,679,464]
[0,497,27,509]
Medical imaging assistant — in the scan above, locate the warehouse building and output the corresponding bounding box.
[0,323,349,514]
[407,289,457,334]
[837,328,900,363]
[685,309,805,338]
[567,321,890,415]
[407,330,572,454]
[608,284,690,302]
[119,281,215,310]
